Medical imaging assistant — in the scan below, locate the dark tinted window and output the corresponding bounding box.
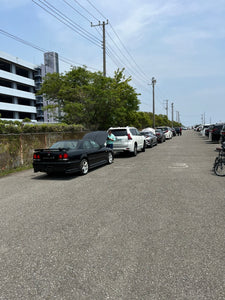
[130,129,137,135]
[50,141,78,149]
[110,129,127,136]
[89,140,100,149]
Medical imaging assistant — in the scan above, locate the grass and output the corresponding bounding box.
[0,164,33,177]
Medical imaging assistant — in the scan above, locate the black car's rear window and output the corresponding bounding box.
[50,141,79,149]
[110,129,127,136]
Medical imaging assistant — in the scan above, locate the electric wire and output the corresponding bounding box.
[62,0,91,23]
[61,0,151,86]
[72,0,99,22]
[0,29,99,71]
[84,0,152,87]
[32,0,102,47]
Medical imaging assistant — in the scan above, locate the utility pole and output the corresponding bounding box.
[151,77,156,128]
[91,20,108,76]
[171,102,174,128]
[164,100,169,118]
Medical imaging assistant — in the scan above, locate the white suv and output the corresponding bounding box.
[108,126,146,156]
[156,126,173,139]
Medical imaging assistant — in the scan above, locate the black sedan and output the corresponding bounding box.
[33,131,114,175]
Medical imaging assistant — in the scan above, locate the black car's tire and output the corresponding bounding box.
[107,152,113,164]
[133,144,137,156]
[80,158,89,175]
[141,142,146,152]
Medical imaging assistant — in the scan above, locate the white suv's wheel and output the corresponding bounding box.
[133,144,137,156]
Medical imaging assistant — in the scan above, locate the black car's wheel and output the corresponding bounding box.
[141,141,146,152]
[133,144,137,156]
[107,152,113,164]
[80,158,89,175]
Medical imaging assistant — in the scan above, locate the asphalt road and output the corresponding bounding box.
[0,130,224,300]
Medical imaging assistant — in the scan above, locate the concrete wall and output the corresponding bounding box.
[0,131,87,172]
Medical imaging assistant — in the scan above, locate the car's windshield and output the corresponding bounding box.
[50,141,79,149]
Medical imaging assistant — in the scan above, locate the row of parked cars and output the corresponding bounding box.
[33,126,177,176]
[195,123,225,142]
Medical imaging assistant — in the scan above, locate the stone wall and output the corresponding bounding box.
[0,131,87,172]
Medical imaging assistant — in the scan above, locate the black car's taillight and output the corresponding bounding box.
[33,153,40,159]
[58,153,69,160]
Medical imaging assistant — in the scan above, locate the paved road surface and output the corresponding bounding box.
[0,130,224,299]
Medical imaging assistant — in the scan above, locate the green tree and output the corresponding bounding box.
[38,67,140,130]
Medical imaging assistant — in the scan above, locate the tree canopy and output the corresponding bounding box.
[38,67,182,130]
[39,67,141,130]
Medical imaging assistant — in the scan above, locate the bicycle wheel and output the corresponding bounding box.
[213,156,220,168]
[214,160,225,176]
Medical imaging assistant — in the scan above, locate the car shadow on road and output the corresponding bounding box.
[31,164,110,181]
[31,173,79,181]
[113,152,142,159]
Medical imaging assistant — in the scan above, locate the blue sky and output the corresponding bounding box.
[1,0,225,126]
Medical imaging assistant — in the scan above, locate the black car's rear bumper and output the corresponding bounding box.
[33,160,80,174]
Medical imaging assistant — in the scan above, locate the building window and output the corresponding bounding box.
[16,66,29,78]
[0,78,12,88]
[0,95,13,103]
[0,59,11,72]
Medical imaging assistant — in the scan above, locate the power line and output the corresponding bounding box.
[83,0,151,82]
[85,0,107,20]
[72,0,99,22]
[0,29,99,71]
[63,0,91,23]
[32,0,102,47]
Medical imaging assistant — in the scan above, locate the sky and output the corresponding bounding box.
[0,0,225,126]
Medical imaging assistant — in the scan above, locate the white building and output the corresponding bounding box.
[0,51,59,122]
[0,51,37,122]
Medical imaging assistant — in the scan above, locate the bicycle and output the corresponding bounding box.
[213,142,225,176]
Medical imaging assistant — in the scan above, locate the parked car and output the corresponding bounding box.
[208,124,225,142]
[155,128,166,143]
[171,128,177,136]
[220,124,225,142]
[205,128,209,137]
[108,126,146,156]
[200,124,210,136]
[140,132,157,148]
[156,126,173,139]
[141,127,155,134]
[33,131,113,175]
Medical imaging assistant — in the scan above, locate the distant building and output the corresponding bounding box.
[0,50,59,123]
[41,52,60,123]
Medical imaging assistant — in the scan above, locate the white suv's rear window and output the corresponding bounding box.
[110,129,127,136]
